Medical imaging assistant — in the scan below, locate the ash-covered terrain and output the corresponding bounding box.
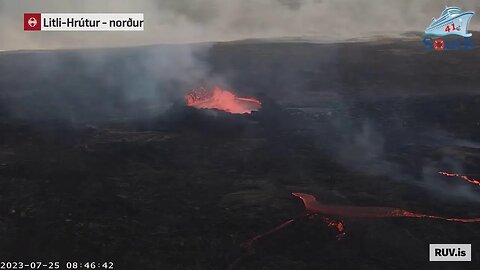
[1,34,480,270]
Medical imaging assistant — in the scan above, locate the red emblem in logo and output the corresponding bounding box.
[24,13,41,31]
[433,39,445,51]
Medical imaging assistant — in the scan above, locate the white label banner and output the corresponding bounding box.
[429,244,471,262]
[40,13,144,31]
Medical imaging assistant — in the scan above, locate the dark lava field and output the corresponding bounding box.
[1,33,480,269]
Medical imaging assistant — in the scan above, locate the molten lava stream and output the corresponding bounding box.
[185,86,261,114]
[234,192,480,269]
[439,171,480,187]
[293,193,480,223]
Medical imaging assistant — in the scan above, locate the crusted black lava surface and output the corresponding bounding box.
[1,35,480,269]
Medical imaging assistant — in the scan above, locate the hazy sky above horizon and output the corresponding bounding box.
[0,0,479,50]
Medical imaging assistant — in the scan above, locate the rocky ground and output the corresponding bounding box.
[0,33,480,269]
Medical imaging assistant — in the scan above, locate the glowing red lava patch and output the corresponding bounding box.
[292,192,480,223]
[236,192,480,260]
[439,171,480,187]
[185,86,261,114]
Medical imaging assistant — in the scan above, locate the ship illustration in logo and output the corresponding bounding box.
[425,6,475,37]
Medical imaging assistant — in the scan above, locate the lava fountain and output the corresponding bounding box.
[439,171,480,187]
[185,86,261,114]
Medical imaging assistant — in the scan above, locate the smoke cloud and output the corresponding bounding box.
[0,44,216,123]
[1,0,479,50]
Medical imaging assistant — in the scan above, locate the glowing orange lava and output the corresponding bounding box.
[185,86,261,114]
[236,192,480,264]
[292,192,480,223]
[439,171,480,187]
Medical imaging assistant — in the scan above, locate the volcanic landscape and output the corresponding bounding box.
[1,33,480,270]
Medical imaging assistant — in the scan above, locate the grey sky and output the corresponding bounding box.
[0,0,478,50]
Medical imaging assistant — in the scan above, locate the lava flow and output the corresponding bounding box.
[439,171,480,187]
[185,86,261,114]
[292,192,480,223]
[233,192,480,269]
